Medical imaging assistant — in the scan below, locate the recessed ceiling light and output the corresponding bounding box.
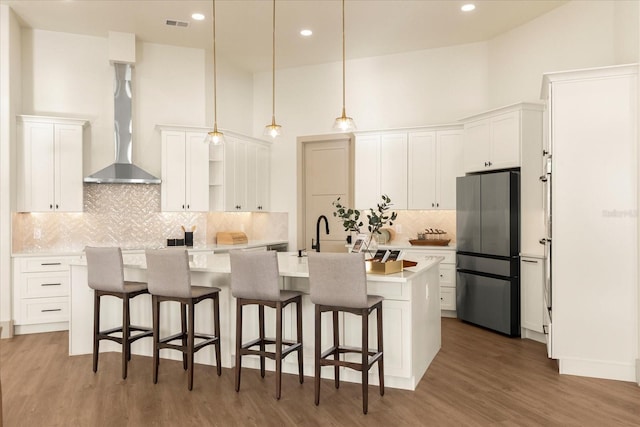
[461,4,476,12]
[192,13,205,21]
[300,29,313,37]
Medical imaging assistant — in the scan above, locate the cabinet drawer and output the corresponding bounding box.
[21,256,80,272]
[24,272,69,298]
[438,265,455,286]
[402,249,455,264]
[440,287,456,310]
[23,258,69,272]
[367,280,409,301]
[18,297,69,325]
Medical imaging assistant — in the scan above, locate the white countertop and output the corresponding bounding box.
[72,251,442,284]
[11,240,288,258]
[379,242,456,251]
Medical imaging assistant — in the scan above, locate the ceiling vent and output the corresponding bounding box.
[165,19,189,28]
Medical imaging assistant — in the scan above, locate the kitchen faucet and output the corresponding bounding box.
[311,215,330,252]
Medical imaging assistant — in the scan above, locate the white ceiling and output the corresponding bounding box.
[1,0,567,72]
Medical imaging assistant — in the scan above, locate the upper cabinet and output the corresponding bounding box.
[17,115,88,213]
[354,132,407,210]
[218,132,271,212]
[355,126,463,211]
[461,103,544,173]
[158,125,209,212]
[408,128,463,210]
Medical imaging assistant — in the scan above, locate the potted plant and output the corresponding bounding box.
[332,197,363,243]
[364,194,398,252]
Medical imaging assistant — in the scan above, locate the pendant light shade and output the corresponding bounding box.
[264,0,282,138]
[333,0,356,132]
[205,0,224,145]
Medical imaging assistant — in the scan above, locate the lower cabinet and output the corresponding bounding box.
[401,249,456,316]
[13,255,81,334]
[520,255,544,336]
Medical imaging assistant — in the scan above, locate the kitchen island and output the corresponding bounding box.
[69,252,442,390]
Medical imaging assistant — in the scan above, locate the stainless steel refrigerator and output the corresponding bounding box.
[456,170,520,336]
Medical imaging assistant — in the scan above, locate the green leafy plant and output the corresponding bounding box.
[366,194,398,236]
[332,197,363,233]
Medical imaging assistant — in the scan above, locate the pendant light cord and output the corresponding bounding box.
[341,0,346,115]
[271,0,276,122]
[213,0,218,128]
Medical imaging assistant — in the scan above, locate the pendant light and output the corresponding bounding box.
[264,0,282,138]
[205,0,224,145]
[333,0,356,132]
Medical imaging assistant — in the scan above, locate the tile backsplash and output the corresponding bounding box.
[385,210,456,245]
[12,184,288,253]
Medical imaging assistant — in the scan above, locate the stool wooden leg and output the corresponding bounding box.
[275,301,283,400]
[314,305,321,406]
[187,300,195,391]
[235,300,243,392]
[296,297,304,384]
[93,292,100,373]
[362,308,369,415]
[213,294,222,377]
[259,304,265,378]
[122,294,130,379]
[152,296,160,384]
[181,303,188,371]
[333,310,340,389]
[377,304,384,396]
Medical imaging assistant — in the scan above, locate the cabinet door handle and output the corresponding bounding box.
[182,204,185,209]
[436,202,439,207]
[484,162,488,167]
[543,149,549,156]
[522,259,538,264]
[488,161,492,166]
[50,204,53,209]
[41,283,62,286]
[56,204,59,209]
[539,238,549,245]
[41,308,62,313]
[41,262,62,266]
[431,202,435,207]
[539,175,548,182]
[187,204,190,210]
[542,324,549,335]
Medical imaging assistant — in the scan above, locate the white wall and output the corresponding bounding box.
[19,30,254,178]
[0,4,21,337]
[255,42,489,247]
[488,0,639,108]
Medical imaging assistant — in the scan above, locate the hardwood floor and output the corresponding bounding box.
[1,318,638,426]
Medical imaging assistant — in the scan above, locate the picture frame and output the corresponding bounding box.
[351,233,370,253]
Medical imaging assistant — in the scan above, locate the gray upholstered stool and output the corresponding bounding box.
[230,250,303,400]
[145,249,222,391]
[85,246,153,379]
[307,252,384,415]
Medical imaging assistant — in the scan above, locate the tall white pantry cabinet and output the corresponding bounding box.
[542,64,638,382]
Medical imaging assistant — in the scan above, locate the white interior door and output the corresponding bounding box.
[301,135,352,253]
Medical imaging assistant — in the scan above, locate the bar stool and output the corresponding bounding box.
[230,250,303,400]
[307,252,384,415]
[145,249,222,391]
[85,246,153,379]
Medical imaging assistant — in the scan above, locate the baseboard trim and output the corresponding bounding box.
[0,320,13,338]
[636,358,640,386]
[559,357,636,382]
[14,322,68,335]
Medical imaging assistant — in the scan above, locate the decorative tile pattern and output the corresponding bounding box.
[13,185,289,253]
[391,210,457,244]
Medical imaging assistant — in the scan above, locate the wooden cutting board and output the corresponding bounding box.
[216,231,248,245]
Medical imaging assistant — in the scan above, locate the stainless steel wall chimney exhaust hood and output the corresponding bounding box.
[84,62,161,184]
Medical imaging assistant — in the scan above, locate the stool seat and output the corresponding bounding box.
[308,252,385,415]
[146,249,222,391]
[230,250,304,400]
[85,246,153,380]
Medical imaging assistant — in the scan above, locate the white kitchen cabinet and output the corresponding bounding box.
[520,256,544,335]
[222,132,271,212]
[541,64,637,381]
[12,255,81,334]
[461,103,543,173]
[520,108,545,257]
[408,128,463,210]
[401,248,456,316]
[158,126,209,212]
[17,115,88,212]
[354,132,407,210]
